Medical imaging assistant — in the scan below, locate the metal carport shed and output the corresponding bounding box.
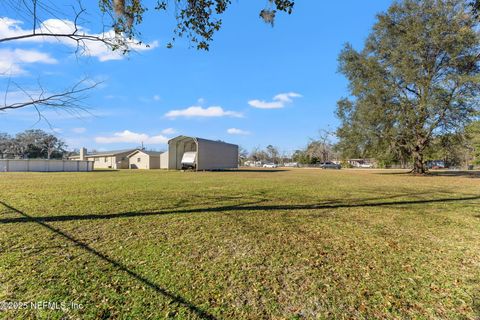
[167,135,238,170]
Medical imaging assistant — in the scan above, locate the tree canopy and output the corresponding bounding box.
[0,130,66,159]
[99,0,295,50]
[465,120,480,164]
[336,0,480,173]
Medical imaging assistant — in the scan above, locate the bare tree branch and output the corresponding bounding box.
[0,5,132,54]
[1,78,100,113]
[0,1,116,121]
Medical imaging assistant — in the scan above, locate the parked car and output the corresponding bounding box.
[426,160,446,169]
[263,163,278,168]
[319,162,341,169]
[359,163,374,168]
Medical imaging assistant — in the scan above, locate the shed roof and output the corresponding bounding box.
[168,135,237,147]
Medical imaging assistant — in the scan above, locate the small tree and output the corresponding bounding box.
[238,146,249,166]
[266,145,280,163]
[0,133,14,159]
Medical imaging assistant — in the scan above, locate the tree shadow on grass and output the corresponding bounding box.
[0,201,217,320]
[211,169,290,173]
[426,171,480,178]
[375,170,480,178]
[2,194,479,225]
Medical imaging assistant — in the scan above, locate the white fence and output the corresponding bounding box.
[0,160,94,172]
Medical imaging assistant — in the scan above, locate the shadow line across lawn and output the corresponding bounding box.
[0,201,217,320]
[1,194,479,318]
[375,170,480,178]
[1,195,479,225]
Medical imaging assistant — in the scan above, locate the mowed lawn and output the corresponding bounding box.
[1,169,479,319]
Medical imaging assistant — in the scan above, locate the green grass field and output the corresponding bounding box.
[1,169,479,319]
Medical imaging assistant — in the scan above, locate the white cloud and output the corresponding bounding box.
[248,99,283,109]
[153,95,161,101]
[0,17,24,39]
[95,130,169,144]
[165,106,243,119]
[227,128,250,135]
[0,17,158,63]
[72,127,87,134]
[248,92,302,109]
[161,128,176,135]
[0,48,57,76]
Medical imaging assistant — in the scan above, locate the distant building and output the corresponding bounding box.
[347,159,375,168]
[69,135,238,171]
[127,150,163,169]
[283,162,299,167]
[69,148,137,169]
[244,160,263,167]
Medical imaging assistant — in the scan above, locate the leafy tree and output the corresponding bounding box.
[292,149,309,164]
[11,130,67,159]
[0,133,14,159]
[424,132,470,167]
[466,120,480,164]
[336,0,480,173]
[249,147,268,162]
[266,145,280,163]
[471,0,480,18]
[100,0,295,50]
[303,130,337,163]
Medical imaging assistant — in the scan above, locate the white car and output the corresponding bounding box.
[359,163,373,168]
[263,163,278,168]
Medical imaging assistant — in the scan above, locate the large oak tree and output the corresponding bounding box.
[336,0,480,173]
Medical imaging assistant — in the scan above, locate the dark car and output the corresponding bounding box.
[319,162,341,169]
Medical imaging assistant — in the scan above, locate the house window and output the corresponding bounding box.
[104,157,108,162]
[95,158,99,162]
[137,157,141,163]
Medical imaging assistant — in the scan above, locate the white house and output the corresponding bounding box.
[69,148,136,169]
[127,150,163,169]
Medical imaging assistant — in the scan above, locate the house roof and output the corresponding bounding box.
[70,149,138,158]
[127,150,163,158]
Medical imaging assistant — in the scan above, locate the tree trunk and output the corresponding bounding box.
[412,148,426,174]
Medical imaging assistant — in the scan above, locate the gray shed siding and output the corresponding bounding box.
[197,138,238,170]
[167,136,238,170]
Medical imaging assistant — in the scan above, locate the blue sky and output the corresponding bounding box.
[0,1,392,153]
